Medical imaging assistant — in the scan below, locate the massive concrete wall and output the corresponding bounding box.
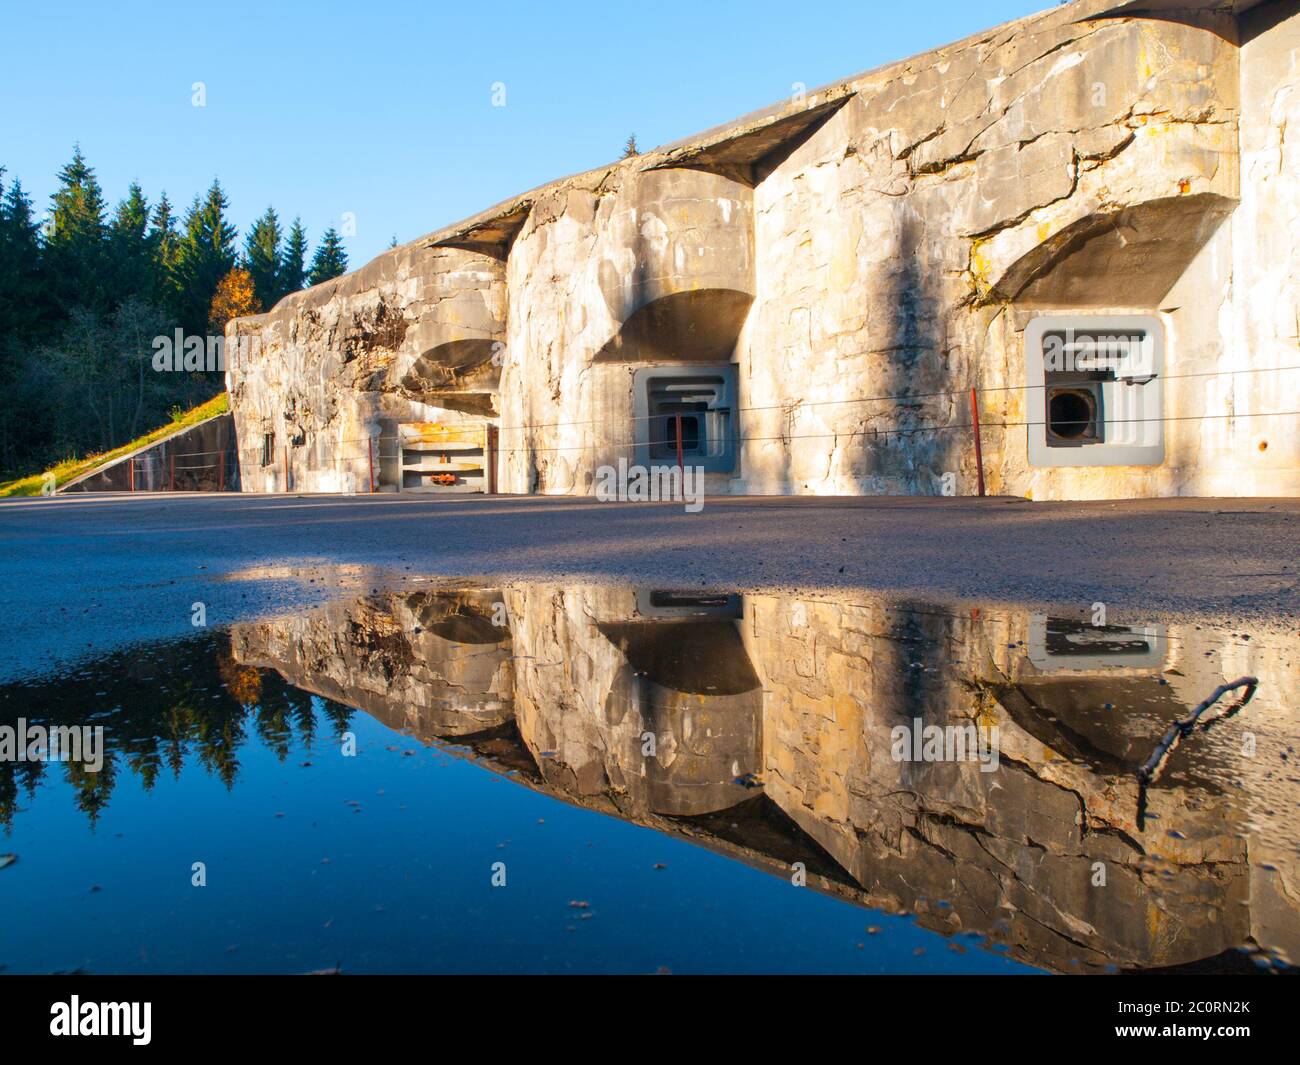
[228,0,1299,499]
[1222,0,1300,496]
[500,168,754,494]
[228,243,505,493]
[740,6,1242,496]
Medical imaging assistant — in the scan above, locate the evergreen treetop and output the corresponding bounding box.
[244,206,283,310]
[280,217,308,295]
[307,226,348,286]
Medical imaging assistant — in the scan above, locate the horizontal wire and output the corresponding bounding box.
[231,408,1295,474]
[367,408,1299,457]
[92,366,1300,473]
[491,363,1300,434]
[124,448,232,459]
[231,364,1300,453]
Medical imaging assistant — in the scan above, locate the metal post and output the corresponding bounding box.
[970,387,985,497]
[169,452,175,492]
[487,425,498,495]
[675,413,684,471]
[218,451,225,492]
[368,436,375,494]
[129,457,134,493]
[284,446,289,493]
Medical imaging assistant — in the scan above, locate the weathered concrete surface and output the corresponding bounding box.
[0,492,1295,684]
[228,244,506,493]
[499,166,756,495]
[229,580,1300,972]
[228,0,1300,502]
[740,6,1243,498]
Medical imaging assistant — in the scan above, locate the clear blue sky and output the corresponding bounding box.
[2,0,1046,268]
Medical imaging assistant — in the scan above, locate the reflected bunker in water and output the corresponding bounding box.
[1,578,1295,974]
[225,580,1297,974]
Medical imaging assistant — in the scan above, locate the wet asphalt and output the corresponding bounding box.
[0,491,1295,681]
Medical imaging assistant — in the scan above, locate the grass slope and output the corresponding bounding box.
[0,393,229,497]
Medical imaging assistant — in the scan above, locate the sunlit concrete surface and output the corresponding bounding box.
[0,492,1294,681]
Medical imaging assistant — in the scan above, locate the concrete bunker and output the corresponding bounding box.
[584,167,755,488]
[227,0,1298,501]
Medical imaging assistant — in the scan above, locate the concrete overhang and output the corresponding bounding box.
[429,201,534,259]
[643,95,854,186]
[1091,0,1275,15]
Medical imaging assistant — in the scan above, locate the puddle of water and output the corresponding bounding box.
[0,579,1295,974]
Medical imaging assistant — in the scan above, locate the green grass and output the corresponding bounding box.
[0,392,229,497]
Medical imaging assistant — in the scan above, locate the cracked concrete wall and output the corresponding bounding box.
[1215,0,1300,495]
[227,242,505,493]
[498,168,753,494]
[228,0,1297,499]
[738,6,1246,495]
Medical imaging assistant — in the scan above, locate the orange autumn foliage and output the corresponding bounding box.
[217,651,264,708]
[208,267,262,333]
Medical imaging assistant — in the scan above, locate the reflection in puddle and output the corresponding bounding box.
[2,580,1296,974]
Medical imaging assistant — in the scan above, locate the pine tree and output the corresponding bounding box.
[149,193,180,311]
[45,144,108,314]
[0,171,46,340]
[243,206,283,310]
[307,226,347,286]
[0,167,48,475]
[280,218,308,295]
[623,133,639,157]
[0,156,341,479]
[108,182,153,303]
[170,179,237,334]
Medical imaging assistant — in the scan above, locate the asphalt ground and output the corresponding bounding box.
[0,491,1295,681]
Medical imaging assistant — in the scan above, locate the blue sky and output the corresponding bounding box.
[2,0,1046,267]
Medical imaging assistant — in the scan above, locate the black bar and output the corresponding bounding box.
[0,972,1291,1051]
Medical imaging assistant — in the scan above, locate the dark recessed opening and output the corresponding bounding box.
[647,590,736,610]
[1047,387,1099,445]
[637,589,744,619]
[1045,618,1152,657]
[635,366,737,472]
[655,411,702,455]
